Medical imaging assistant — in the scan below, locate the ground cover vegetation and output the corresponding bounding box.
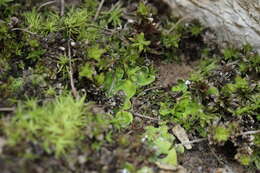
[0,0,259,172]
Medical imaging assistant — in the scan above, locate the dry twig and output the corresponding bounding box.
[11,28,37,35]
[94,0,105,21]
[0,107,15,112]
[37,0,56,11]
[166,15,191,34]
[132,112,160,121]
[239,130,260,136]
[60,0,65,16]
[67,40,79,99]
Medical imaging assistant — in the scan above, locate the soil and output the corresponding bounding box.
[156,62,194,88]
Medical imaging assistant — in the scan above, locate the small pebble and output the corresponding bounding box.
[58,46,66,51]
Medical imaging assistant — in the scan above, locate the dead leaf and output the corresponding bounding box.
[172,125,192,150]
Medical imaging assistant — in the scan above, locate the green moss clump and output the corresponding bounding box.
[4,95,87,157]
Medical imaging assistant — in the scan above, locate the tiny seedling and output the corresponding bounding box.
[130,32,151,53]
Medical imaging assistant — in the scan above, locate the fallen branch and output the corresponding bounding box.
[166,15,191,34]
[94,0,105,21]
[136,86,163,98]
[132,112,160,121]
[0,107,15,112]
[60,0,65,16]
[67,40,79,99]
[11,28,37,35]
[239,130,260,136]
[180,138,207,145]
[37,0,56,11]
[179,129,260,146]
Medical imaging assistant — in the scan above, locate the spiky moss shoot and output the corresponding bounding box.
[4,95,87,157]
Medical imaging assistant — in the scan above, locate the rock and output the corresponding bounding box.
[163,0,260,53]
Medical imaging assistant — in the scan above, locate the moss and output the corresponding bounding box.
[4,95,87,157]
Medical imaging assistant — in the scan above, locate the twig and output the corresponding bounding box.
[239,130,260,136]
[67,40,79,99]
[132,112,160,121]
[136,86,163,98]
[0,107,15,112]
[94,0,105,21]
[209,146,226,165]
[11,28,37,35]
[178,130,260,146]
[166,15,191,34]
[60,0,65,16]
[37,0,56,11]
[180,138,207,145]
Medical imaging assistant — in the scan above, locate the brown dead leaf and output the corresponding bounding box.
[172,125,192,150]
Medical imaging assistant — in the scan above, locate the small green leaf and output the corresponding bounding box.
[236,153,251,166]
[94,73,105,86]
[87,46,106,61]
[130,33,150,52]
[113,111,133,128]
[137,2,150,16]
[122,99,132,110]
[190,25,203,36]
[159,148,178,166]
[175,144,185,154]
[223,48,238,60]
[207,87,219,96]
[154,137,172,154]
[129,67,155,86]
[79,63,95,80]
[171,82,188,92]
[213,126,230,142]
[117,80,137,99]
[159,102,172,116]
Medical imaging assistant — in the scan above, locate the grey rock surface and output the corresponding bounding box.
[163,0,260,53]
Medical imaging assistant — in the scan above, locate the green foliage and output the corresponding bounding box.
[87,45,106,62]
[212,126,230,142]
[223,48,239,60]
[137,1,150,16]
[145,125,175,155]
[24,9,42,33]
[206,86,219,96]
[130,32,151,52]
[5,95,87,157]
[223,76,250,94]
[160,84,214,130]
[104,65,155,105]
[160,148,178,166]
[0,0,13,6]
[190,59,217,81]
[42,12,60,34]
[64,8,90,35]
[104,3,123,27]
[112,111,133,128]
[127,66,155,87]
[171,81,188,92]
[79,63,96,80]
[161,33,181,48]
[235,153,251,166]
[190,25,204,36]
[144,125,177,166]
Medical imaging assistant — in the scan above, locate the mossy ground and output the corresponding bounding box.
[0,0,259,172]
